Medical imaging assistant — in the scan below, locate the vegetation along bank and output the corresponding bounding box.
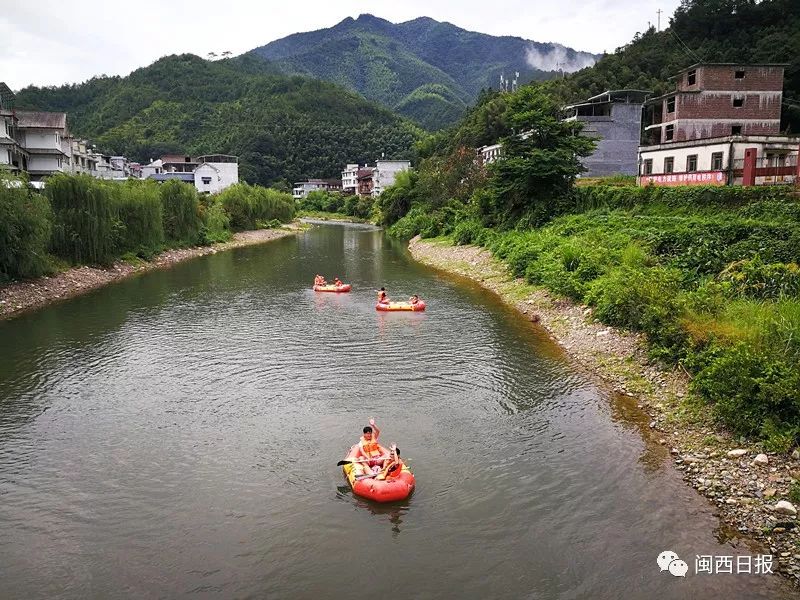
[371,77,800,580]
[0,174,297,319]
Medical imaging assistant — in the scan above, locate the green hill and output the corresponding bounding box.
[245,14,599,129]
[13,54,421,186]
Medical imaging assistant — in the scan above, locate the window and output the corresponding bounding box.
[664,157,674,173]
[686,154,698,172]
[731,125,742,135]
[711,152,724,170]
[665,124,674,141]
[201,177,212,185]
[735,70,745,79]
[687,69,696,86]
[733,96,744,108]
[666,97,675,113]
[643,159,653,175]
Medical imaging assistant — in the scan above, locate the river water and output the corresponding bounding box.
[0,223,794,599]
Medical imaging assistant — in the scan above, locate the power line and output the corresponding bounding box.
[668,29,703,64]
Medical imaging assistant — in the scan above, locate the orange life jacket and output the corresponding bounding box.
[377,459,403,480]
[360,436,382,458]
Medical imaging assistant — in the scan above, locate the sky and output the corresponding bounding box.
[2,0,682,90]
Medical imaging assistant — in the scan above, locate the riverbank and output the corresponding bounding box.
[409,235,800,584]
[0,227,298,321]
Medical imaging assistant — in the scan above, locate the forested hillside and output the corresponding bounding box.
[543,0,800,131]
[246,14,599,129]
[14,54,420,186]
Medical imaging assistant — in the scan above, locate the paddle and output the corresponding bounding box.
[336,459,374,466]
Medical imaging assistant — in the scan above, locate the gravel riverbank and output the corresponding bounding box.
[0,227,298,321]
[409,235,800,585]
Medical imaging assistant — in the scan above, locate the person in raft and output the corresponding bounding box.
[357,418,389,473]
[409,294,420,305]
[334,277,344,287]
[314,274,327,286]
[377,287,389,304]
[376,444,404,480]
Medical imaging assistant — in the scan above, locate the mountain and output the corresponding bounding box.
[244,14,599,129]
[13,54,420,186]
[540,0,800,132]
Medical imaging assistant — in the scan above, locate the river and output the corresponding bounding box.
[0,223,794,599]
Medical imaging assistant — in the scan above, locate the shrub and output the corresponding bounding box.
[160,180,201,245]
[200,201,231,244]
[218,183,294,231]
[451,219,484,245]
[0,184,53,281]
[47,174,117,264]
[719,257,800,300]
[691,342,800,447]
[109,181,164,258]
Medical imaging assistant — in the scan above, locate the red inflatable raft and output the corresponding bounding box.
[375,300,426,312]
[342,444,415,503]
[313,284,351,293]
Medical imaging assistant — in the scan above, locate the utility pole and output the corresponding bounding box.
[656,8,662,32]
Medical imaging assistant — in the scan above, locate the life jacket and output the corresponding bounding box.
[377,459,403,480]
[360,436,382,459]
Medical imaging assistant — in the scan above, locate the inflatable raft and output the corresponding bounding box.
[342,444,415,503]
[375,300,426,312]
[313,284,351,293]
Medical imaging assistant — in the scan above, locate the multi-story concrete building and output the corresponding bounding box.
[341,163,359,195]
[643,63,785,145]
[292,178,342,199]
[372,159,411,196]
[15,110,68,182]
[357,168,375,197]
[0,82,27,175]
[638,63,799,187]
[563,89,650,177]
[145,154,238,193]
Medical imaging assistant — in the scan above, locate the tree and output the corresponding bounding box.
[487,86,595,225]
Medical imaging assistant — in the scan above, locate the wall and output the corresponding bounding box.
[577,103,643,177]
[373,160,410,195]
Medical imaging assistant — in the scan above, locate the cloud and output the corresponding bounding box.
[524,44,597,73]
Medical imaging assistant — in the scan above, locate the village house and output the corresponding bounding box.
[13,110,69,182]
[341,163,359,195]
[563,89,651,177]
[341,159,411,197]
[144,154,239,193]
[372,159,411,196]
[638,63,800,186]
[0,82,27,175]
[477,143,502,165]
[292,178,342,199]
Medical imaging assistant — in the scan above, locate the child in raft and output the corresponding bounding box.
[377,287,389,304]
[314,274,327,287]
[334,277,344,287]
[409,294,420,305]
[376,445,404,480]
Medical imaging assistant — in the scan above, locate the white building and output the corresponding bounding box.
[638,134,799,187]
[144,154,238,193]
[15,110,69,181]
[477,143,502,165]
[0,83,26,174]
[292,178,342,199]
[372,159,411,196]
[341,163,359,194]
[141,159,164,179]
[195,155,238,193]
